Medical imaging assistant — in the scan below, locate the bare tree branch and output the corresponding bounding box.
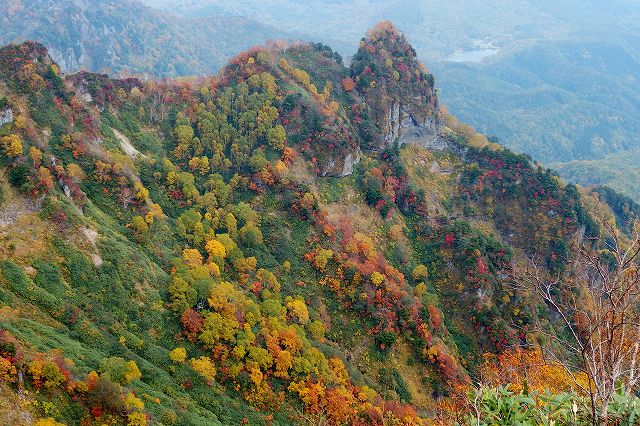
[520,221,640,425]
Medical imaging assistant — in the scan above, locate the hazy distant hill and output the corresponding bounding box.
[551,148,640,200]
[141,0,640,62]
[0,0,289,77]
[431,37,640,163]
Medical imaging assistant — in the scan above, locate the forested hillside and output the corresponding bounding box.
[0,23,639,425]
[551,148,640,201]
[4,0,640,199]
[145,0,640,200]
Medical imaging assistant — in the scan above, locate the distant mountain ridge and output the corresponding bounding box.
[0,0,290,77]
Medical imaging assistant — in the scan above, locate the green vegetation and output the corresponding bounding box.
[146,1,640,193]
[552,148,640,201]
[0,23,637,425]
[6,0,640,197]
[593,185,640,235]
[462,386,640,425]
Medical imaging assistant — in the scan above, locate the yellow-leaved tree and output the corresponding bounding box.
[1,134,23,157]
[169,347,187,364]
[190,356,216,384]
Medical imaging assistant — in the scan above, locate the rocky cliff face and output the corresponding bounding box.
[47,43,92,74]
[0,108,12,127]
[350,21,441,151]
[268,23,443,178]
[321,146,362,177]
[384,97,445,149]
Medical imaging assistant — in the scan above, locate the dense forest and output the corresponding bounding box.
[0,22,639,425]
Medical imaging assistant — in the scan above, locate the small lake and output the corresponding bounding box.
[443,48,500,63]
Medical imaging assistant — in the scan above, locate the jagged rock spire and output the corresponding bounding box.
[350,21,441,149]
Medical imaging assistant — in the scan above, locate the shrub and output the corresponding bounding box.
[461,386,640,425]
[307,320,326,340]
[33,261,65,296]
[86,374,125,413]
[411,264,428,281]
[8,164,29,189]
[34,419,65,426]
[169,347,187,364]
[375,331,397,353]
[190,356,216,384]
[99,357,142,385]
[28,359,66,389]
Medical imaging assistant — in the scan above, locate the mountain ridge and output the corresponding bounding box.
[0,24,636,425]
[0,0,292,77]
[4,0,639,202]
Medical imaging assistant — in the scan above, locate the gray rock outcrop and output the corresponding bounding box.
[0,108,13,127]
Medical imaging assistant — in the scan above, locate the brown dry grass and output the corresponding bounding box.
[400,145,461,216]
[390,340,433,409]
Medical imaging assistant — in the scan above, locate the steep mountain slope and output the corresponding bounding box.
[5,0,640,199]
[349,22,439,150]
[0,25,629,425]
[0,0,289,77]
[143,0,640,200]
